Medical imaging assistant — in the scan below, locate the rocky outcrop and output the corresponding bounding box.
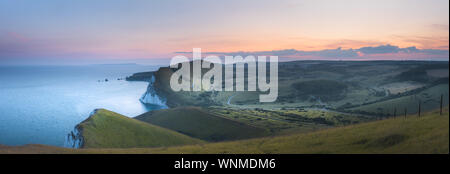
[140,75,168,108]
[64,126,83,149]
[64,109,100,148]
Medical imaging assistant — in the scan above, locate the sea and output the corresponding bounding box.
[0,64,162,147]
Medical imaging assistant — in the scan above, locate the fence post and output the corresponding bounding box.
[394,108,396,118]
[440,94,443,116]
[418,100,421,117]
[404,108,407,118]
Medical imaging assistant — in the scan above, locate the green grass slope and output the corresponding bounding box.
[350,84,449,115]
[77,109,203,148]
[135,107,269,141]
[83,108,450,154]
[1,109,447,154]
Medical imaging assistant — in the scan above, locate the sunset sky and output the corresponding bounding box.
[0,0,448,65]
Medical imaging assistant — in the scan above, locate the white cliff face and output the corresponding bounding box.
[64,126,83,148]
[140,75,168,108]
[63,109,99,149]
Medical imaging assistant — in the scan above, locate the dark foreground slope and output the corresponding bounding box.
[75,109,203,148]
[113,109,449,154]
[1,109,447,154]
[135,107,269,141]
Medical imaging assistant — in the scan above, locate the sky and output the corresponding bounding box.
[0,0,448,65]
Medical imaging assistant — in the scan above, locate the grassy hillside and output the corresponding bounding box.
[89,109,449,154]
[76,109,203,148]
[1,109,447,154]
[350,84,449,115]
[292,80,348,101]
[208,107,372,135]
[135,107,269,141]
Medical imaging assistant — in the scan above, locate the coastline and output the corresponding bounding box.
[64,109,100,148]
[65,70,168,149]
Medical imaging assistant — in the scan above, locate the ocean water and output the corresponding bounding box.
[0,64,161,147]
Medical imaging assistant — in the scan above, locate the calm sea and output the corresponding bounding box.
[0,64,161,147]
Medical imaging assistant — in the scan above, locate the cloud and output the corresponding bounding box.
[358,44,400,54]
[431,24,449,31]
[175,44,449,61]
[299,47,359,58]
[324,39,385,49]
[391,35,449,50]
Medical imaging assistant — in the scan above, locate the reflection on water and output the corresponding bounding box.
[0,64,160,147]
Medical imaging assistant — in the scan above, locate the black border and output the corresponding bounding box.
[1,154,448,173]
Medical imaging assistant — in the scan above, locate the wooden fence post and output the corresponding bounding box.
[440,94,443,116]
[418,100,421,117]
[394,108,396,118]
[404,108,407,118]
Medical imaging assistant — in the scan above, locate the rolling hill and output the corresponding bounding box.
[135,107,269,141]
[74,109,203,148]
[118,108,449,154]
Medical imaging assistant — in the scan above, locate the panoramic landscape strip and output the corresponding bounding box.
[0,60,448,154]
[0,1,448,172]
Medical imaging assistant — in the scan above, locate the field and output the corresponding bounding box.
[75,109,203,148]
[349,84,449,116]
[380,82,425,95]
[1,109,447,154]
[135,107,269,141]
[208,107,371,135]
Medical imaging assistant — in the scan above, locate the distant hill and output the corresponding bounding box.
[135,107,269,141]
[127,61,448,112]
[75,109,203,148]
[125,71,154,81]
[1,109,447,154]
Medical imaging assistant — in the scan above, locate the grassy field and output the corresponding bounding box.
[135,107,269,141]
[1,109,447,154]
[76,109,203,148]
[208,107,372,135]
[350,84,449,115]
